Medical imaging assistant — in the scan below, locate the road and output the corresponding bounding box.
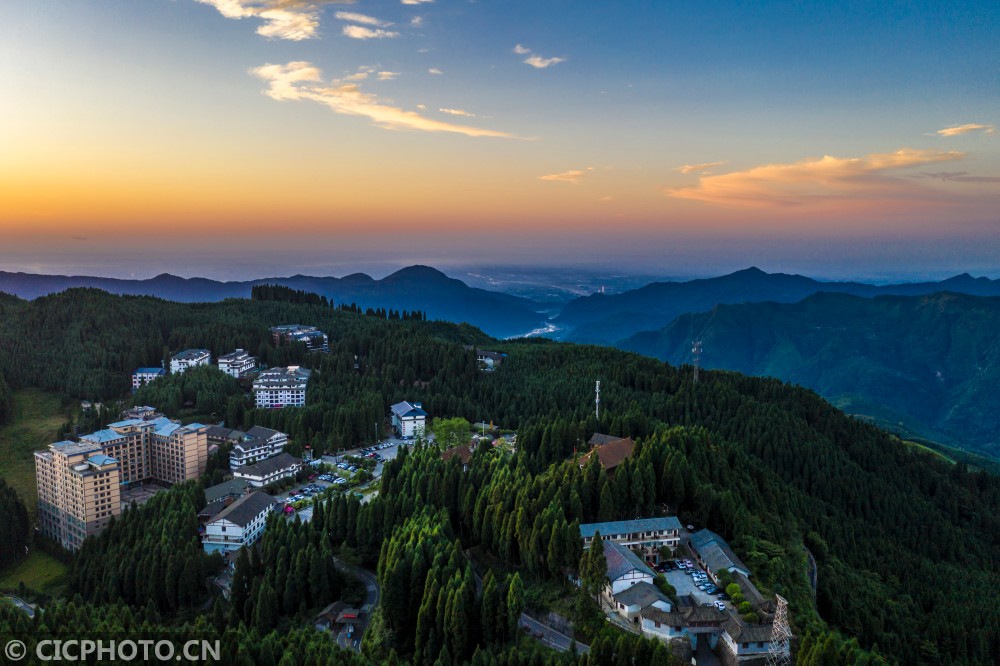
[3,594,38,618]
[331,557,380,652]
[519,614,590,654]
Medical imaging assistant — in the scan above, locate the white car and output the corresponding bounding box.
[714,601,726,611]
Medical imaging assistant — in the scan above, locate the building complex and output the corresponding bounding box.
[253,366,311,408]
[170,349,211,374]
[270,325,330,353]
[217,349,257,378]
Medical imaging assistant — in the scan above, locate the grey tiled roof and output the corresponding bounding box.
[580,516,682,539]
[613,581,669,609]
[603,540,654,581]
[689,529,750,575]
[210,491,275,528]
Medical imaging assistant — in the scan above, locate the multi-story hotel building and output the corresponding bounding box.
[169,349,211,374]
[253,366,311,408]
[35,441,122,552]
[217,349,257,378]
[131,367,165,389]
[270,325,330,353]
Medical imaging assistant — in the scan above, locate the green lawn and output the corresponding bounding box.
[0,549,68,594]
[0,389,67,518]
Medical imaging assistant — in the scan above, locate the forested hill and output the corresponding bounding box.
[555,267,1000,344]
[0,266,545,339]
[619,291,1000,458]
[0,289,998,663]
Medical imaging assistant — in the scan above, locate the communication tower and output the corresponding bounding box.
[692,340,703,384]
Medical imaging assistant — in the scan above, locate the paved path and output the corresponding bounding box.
[330,557,380,652]
[519,614,590,654]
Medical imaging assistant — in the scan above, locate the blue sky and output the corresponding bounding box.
[0,0,997,279]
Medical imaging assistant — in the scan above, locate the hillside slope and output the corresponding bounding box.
[620,291,1000,457]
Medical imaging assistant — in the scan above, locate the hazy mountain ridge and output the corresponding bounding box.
[0,265,546,339]
[619,291,1000,457]
[556,267,1000,344]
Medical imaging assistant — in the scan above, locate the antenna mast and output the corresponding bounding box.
[595,380,601,420]
[765,594,792,666]
[691,340,703,384]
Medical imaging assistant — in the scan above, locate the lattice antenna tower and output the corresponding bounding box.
[765,594,792,666]
[595,380,601,420]
[691,340,703,384]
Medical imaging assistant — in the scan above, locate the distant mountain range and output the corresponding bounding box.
[619,291,1000,458]
[554,266,1000,344]
[0,265,546,339]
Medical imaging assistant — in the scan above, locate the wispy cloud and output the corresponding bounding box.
[439,108,475,117]
[194,0,355,41]
[539,168,591,184]
[513,44,566,69]
[377,71,399,81]
[916,171,1000,183]
[524,55,566,69]
[428,68,443,75]
[666,149,965,208]
[334,11,390,26]
[342,25,398,39]
[252,61,515,138]
[936,123,995,137]
[678,161,727,174]
[410,16,423,26]
[401,0,432,4]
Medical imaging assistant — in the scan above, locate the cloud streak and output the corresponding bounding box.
[334,11,390,26]
[678,161,727,174]
[194,0,355,41]
[342,24,398,39]
[916,171,1000,184]
[439,108,475,117]
[539,168,591,184]
[936,123,995,137]
[666,149,965,208]
[252,61,515,138]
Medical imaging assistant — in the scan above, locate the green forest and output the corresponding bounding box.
[0,288,998,664]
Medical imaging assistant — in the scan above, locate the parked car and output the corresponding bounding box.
[714,601,726,611]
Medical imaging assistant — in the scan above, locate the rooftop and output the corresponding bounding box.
[86,454,118,466]
[689,529,750,576]
[441,444,474,465]
[613,581,670,609]
[209,491,275,528]
[579,516,682,539]
[133,367,165,375]
[233,452,301,479]
[391,400,427,418]
[246,425,284,440]
[604,540,654,581]
[723,615,777,643]
[218,349,254,362]
[204,478,252,504]
[253,366,312,389]
[172,349,211,361]
[50,440,103,456]
[579,436,635,471]
[205,426,246,441]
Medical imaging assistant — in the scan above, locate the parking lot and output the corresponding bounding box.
[662,559,730,610]
[277,438,408,518]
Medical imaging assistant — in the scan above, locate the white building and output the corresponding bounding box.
[229,426,289,468]
[232,452,301,488]
[612,581,671,624]
[390,401,427,439]
[202,491,275,554]
[217,349,256,378]
[602,540,655,596]
[253,366,311,408]
[170,349,211,374]
[580,517,682,563]
[131,367,165,389]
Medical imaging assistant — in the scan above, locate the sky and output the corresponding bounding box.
[1,0,998,280]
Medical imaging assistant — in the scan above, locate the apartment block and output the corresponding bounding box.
[35,441,122,552]
[270,325,330,353]
[132,367,165,389]
[170,348,211,374]
[77,410,209,486]
[217,349,257,378]
[253,366,311,408]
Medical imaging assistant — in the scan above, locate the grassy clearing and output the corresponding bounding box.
[0,389,67,518]
[0,549,68,594]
